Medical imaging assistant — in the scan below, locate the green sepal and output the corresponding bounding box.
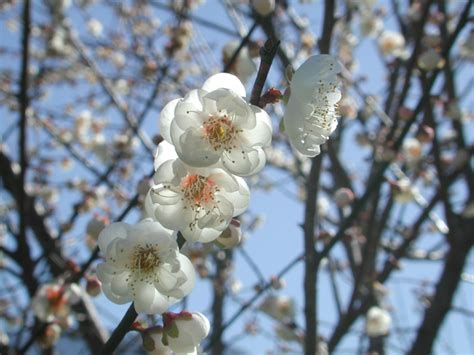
[167,322,180,338]
[279,118,285,133]
[142,333,155,352]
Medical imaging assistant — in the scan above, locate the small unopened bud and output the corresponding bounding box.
[86,276,101,297]
[162,312,210,354]
[270,276,286,290]
[259,87,282,107]
[398,106,413,120]
[251,0,275,17]
[418,48,445,71]
[86,215,107,239]
[214,220,242,249]
[39,324,61,349]
[334,188,355,208]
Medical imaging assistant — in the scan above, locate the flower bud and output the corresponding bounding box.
[38,324,61,349]
[334,188,355,208]
[365,306,391,337]
[251,0,275,17]
[418,48,444,71]
[214,220,242,249]
[142,327,172,355]
[86,276,102,297]
[378,31,407,58]
[162,312,210,354]
[86,215,107,239]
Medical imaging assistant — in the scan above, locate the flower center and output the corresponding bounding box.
[203,115,238,151]
[131,244,160,274]
[46,286,67,311]
[181,174,216,206]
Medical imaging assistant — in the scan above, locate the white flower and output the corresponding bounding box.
[283,55,342,157]
[146,158,250,243]
[32,282,81,323]
[274,323,301,343]
[251,0,275,17]
[360,14,383,38]
[365,306,392,337]
[159,73,272,176]
[402,137,422,165]
[86,18,103,37]
[96,219,195,314]
[162,311,210,354]
[378,31,407,58]
[259,295,295,321]
[392,177,418,203]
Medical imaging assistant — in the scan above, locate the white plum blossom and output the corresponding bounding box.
[360,14,383,38]
[86,18,103,37]
[146,157,250,243]
[223,40,256,83]
[96,219,195,314]
[378,31,407,58]
[32,282,81,323]
[283,55,342,157]
[259,295,295,321]
[162,311,210,354]
[159,73,272,176]
[365,306,392,337]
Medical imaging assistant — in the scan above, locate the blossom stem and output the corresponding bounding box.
[250,39,279,107]
[100,303,138,355]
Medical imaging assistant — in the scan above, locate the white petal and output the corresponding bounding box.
[156,266,179,292]
[159,98,180,143]
[292,55,341,96]
[102,282,132,305]
[202,73,246,98]
[205,89,256,129]
[132,281,158,314]
[96,263,115,283]
[146,292,171,315]
[173,254,196,297]
[154,141,178,171]
[226,177,250,216]
[151,199,188,231]
[208,170,239,192]
[176,127,221,167]
[150,186,181,206]
[98,222,128,253]
[182,224,222,243]
[153,159,186,186]
[222,147,264,176]
[240,109,272,148]
[111,272,131,296]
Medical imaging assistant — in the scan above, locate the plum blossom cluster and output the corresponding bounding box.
[96,72,273,353]
[146,72,272,243]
